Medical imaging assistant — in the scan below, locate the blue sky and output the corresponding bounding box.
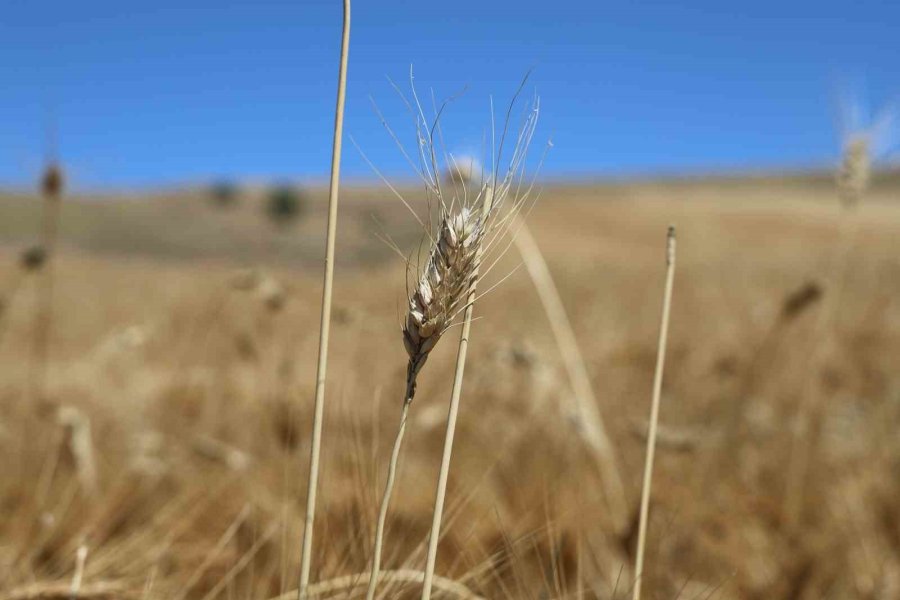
[1,0,898,190]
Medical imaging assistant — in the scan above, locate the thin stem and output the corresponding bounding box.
[276,569,486,600]
[632,226,677,600]
[69,545,88,598]
[420,192,494,600]
[297,1,350,596]
[366,392,414,600]
[31,170,62,403]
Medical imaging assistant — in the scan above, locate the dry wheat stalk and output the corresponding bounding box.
[1,582,133,600]
[783,128,871,525]
[632,226,676,600]
[70,545,88,598]
[296,0,351,596]
[365,75,541,600]
[277,569,485,600]
[419,199,493,600]
[367,187,494,600]
[30,162,63,403]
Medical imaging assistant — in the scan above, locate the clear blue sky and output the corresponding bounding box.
[1,0,898,190]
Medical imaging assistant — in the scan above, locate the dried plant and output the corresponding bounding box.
[20,246,47,272]
[58,406,98,497]
[297,0,351,596]
[365,75,542,599]
[632,226,676,600]
[703,278,826,486]
[780,280,824,321]
[783,100,892,525]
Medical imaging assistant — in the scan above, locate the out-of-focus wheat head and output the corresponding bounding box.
[833,86,898,208]
[836,135,870,208]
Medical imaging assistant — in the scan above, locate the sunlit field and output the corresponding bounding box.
[2,170,900,599]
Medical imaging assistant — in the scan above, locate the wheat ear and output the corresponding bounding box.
[512,215,628,530]
[632,226,676,600]
[297,0,350,596]
[419,190,495,600]
[366,188,495,600]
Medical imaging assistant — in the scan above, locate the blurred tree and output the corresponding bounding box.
[265,184,306,225]
[210,180,239,208]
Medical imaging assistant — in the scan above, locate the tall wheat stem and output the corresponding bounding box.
[420,195,494,600]
[365,390,413,600]
[632,226,676,600]
[297,0,350,596]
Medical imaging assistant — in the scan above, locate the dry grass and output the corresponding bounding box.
[1,174,900,598]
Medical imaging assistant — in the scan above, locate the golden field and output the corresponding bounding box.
[1,172,900,599]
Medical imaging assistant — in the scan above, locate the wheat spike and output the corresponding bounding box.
[403,201,490,397]
[836,135,870,208]
[366,76,540,598]
[367,188,493,600]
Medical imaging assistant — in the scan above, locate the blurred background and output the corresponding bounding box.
[2,0,899,188]
[2,2,900,599]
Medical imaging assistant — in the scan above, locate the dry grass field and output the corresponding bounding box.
[2,172,900,599]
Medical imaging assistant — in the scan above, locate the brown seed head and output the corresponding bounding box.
[42,163,64,199]
[20,245,47,271]
[780,280,824,321]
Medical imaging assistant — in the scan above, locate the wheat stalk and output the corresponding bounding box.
[419,197,493,600]
[783,130,869,526]
[367,187,495,600]
[278,569,485,600]
[363,75,540,599]
[69,545,88,599]
[632,226,676,600]
[30,162,63,403]
[297,0,351,596]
